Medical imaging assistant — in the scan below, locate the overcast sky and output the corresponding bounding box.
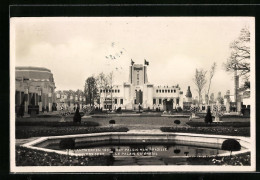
[11,17,254,98]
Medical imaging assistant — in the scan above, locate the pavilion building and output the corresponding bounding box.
[15,66,56,113]
[99,62,184,111]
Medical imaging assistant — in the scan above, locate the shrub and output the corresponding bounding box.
[17,105,24,117]
[174,120,181,127]
[177,107,182,112]
[59,138,75,150]
[221,139,241,155]
[109,120,115,124]
[73,107,81,123]
[174,149,181,154]
[116,107,121,113]
[205,107,213,124]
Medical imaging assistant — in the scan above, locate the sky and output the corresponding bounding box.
[11,17,254,98]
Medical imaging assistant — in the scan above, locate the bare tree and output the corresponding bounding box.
[224,27,250,89]
[206,62,217,105]
[84,76,98,106]
[96,72,109,108]
[193,69,207,105]
[107,71,114,111]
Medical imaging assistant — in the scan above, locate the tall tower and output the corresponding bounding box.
[129,64,148,85]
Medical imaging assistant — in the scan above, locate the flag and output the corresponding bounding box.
[144,59,149,66]
[131,59,135,65]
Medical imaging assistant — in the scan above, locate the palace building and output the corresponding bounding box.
[15,66,56,113]
[99,62,184,111]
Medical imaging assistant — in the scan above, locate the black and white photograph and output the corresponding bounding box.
[10,17,255,172]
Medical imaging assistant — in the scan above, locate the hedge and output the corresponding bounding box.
[16,126,129,139]
[160,126,250,137]
[186,122,250,128]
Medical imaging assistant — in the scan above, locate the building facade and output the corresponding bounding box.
[55,90,86,111]
[99,63,184,111]
[15,66,56,113]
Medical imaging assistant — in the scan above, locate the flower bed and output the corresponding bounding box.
[187,152,250,166]
[160,126,250,137]
[16,121,99,127]
[186,121,250,128]
[16,127,129,139]
[16,146,114,166]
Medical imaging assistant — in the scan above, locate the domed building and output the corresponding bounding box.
[15,66,56,114]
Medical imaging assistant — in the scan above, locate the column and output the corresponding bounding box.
[48,92,52,112]
[24,88,29,113]
[38,90,42,112]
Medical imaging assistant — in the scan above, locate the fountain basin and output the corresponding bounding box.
[21,132,250,158]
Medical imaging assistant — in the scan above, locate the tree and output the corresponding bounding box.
[224,27,250,89]
[206,62,217,105]
[205,107,212,124]
[96,72,109,108]
[84,76,98,106]
[107,71,115,111]
[210,93,215,104]
[73,107,81,123]
[193,69,207,105]
[216,91,224,104]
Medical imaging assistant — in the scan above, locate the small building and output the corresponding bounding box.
[55,90,86,111]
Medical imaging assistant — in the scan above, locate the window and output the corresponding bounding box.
[112,89,114,93]
[153,98,156,104]
[162,90,164,93]
[159,99,162,104]
[174,89,176,93]
[159,90,161,93]
[168,90,170,93]
[109,89,111,93]
[106,89,108,93]
[115,99,117,104]
[156,90,158,93]
[100,89,103,93]
[171,89,173,93]
[120,99,123,104]
[115,90,117,93]
[118,89,120,93]
[137,74,139,80]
